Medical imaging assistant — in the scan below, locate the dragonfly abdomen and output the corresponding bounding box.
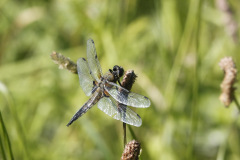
[66,88,103,126]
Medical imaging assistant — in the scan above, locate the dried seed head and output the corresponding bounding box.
[51,51,77,74]
[121,70,137,91]
[219,57,237,107]
[121,140,141,160]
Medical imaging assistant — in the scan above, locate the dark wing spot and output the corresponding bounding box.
[90,71,92,75]
[136,113,141,118]
[82,58,86,61]
[91,39,94,43]
[117,106,122,112]
[95,54,97,59]
[144,96,149,100]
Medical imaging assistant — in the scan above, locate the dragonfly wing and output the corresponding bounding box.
[98,97,142,127]
[86,39,103,82]
[104,82,151,108]
[77,58,96,96]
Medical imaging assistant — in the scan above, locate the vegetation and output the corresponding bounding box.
[0,0,240,159]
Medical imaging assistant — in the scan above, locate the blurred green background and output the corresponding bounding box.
[1,0,240,159]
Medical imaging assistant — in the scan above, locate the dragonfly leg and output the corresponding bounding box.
[118,80,122,87]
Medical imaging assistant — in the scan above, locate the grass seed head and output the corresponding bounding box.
[219,57,237,107]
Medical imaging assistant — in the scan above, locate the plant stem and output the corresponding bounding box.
[119,70,137,147]
[123,123,126,147]
[233,95,240,111]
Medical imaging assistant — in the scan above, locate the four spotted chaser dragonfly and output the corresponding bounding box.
[67,39,150,127]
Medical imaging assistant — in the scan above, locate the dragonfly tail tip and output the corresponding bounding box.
[66,122,72,127]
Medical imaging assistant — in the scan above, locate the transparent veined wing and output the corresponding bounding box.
[77,58,96,96]
[86,39,103,82]
[98,97,142,127]
[104,82,151,108]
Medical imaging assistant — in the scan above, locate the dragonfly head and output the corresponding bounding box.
[110,65,124,81]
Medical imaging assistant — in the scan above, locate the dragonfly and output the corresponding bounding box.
[67,39,150,127]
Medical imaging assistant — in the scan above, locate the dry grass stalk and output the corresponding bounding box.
[121,140,141,160]
[219,57,237,107]
[50,51,78,74]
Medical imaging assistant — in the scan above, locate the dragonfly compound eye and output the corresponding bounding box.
[113,65,124,78]
[113,65,117,71]
[118,66,124,77]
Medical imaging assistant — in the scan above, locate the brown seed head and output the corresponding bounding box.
[121,70,137,91]
[121,140,141,160]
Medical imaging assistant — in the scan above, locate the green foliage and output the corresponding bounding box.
[0,0,240,159]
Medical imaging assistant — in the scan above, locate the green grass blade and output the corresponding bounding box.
[0,111,14,160]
